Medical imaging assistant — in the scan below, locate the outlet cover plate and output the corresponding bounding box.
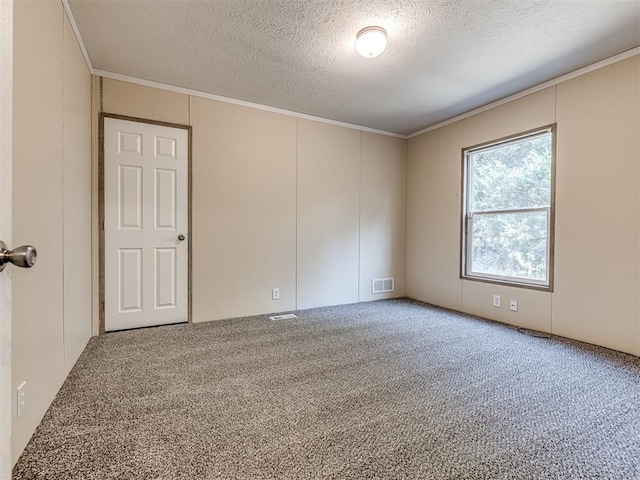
[17,381,26,418]
[510,300,518,312]
[493,295,501,308]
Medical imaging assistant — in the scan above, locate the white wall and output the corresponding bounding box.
[12,0,92,464]
[407,57,640,356]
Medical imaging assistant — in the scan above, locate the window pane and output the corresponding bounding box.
[470,133,551,212]
[470,211,548,281]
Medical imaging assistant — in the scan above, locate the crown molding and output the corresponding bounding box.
[58,0,640,141]
[407,46,640,138]
[61,0,94,74]
[94,70,407,139]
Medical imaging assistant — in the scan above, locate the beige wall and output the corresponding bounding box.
[12,0,92,464]
[98,80,407,322]
[10,7,639,467]
[406,122,464,311]
[191,98,298,320]
[552,59,639,354]
[297,120,361,309]
[360,132,406,302]
[102,78,189,125]
[407,58,640,356]
[62,11,92,373]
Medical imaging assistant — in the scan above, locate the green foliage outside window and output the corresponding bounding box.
[464,131,553,285]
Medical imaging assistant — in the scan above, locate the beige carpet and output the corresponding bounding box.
[13,298,640,479]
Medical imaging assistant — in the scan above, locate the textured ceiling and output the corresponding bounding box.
[67,0,640,135]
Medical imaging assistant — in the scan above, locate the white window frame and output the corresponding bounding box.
[461,125,556,291]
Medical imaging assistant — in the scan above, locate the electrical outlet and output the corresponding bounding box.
[492,295,501,308]
[272,288,280,300]
[510,300,518,312]
[17,381,26,418]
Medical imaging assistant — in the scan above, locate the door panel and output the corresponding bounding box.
[155,168,176,229]
[105,117,188,331]
[155,247,177,308]
[119,248,142,312]
[119,165,142,229]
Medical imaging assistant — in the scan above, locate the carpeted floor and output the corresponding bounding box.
[12,298,640,479]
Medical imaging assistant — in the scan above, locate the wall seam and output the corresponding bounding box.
[60,8,67,374]
[295,118,299,311]
[403,138,408,298]
[91,75,101,337]
[550,84,557,335]
[637,58,640,356]
[460,119,466,312]
[553,84,557,123]
[358,132,362,302]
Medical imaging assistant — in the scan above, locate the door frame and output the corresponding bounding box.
[99,113,192,334]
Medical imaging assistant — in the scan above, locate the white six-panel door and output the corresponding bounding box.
[104,118,188,332]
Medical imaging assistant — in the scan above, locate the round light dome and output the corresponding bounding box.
[355,26,387,58]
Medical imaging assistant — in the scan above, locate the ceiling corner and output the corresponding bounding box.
[61,0,94,75]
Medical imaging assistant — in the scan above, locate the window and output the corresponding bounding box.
[462,126,555,289]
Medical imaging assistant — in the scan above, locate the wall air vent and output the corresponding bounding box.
[269,313,298,321]
[372,277,394,294]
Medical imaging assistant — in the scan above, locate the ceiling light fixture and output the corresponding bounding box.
[355,26,387,58]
